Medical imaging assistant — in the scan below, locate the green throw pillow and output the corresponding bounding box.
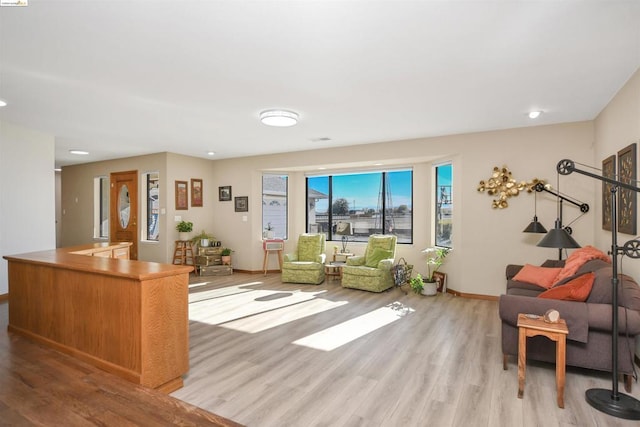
[365,248,393,268]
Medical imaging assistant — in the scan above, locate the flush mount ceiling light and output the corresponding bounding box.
[69,149,89,155]
[0,99,7,107]
[207,151,215,156]
[260,109,299,127]
[528,111,542,119]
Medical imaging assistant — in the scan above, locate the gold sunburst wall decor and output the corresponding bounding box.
[477,166,546,209]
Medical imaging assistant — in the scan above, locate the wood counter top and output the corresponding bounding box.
[4,243,193,280]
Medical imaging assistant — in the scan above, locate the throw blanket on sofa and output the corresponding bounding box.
[555,245,611,284]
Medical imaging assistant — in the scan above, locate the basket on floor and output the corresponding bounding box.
[392,257,413,287]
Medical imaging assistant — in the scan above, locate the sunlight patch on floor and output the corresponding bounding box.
[292,301,415,351]
[189,287,329,326]
[220,298,348,333]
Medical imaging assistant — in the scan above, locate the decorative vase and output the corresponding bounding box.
[266,230,274,239]
[200,238,209,247]
[221,255,231,265]
[421,281,438,296]
[179,232,190,241]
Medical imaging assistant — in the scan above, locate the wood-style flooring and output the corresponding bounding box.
[2,272,640,426]
[172,273,640,427]
[0,296,240,425]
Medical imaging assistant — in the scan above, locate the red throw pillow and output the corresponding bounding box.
[538,272,595,302]
[512,264,563,289]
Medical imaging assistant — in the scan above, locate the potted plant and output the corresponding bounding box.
[221,247,233,265]
[176,221,193,241]
[264,222,275,239]
[418,246,452,295]
[191,230,214,247]
[409,273,426,294]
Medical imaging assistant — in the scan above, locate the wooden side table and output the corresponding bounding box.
[517,313,569,408]
[263,239,284,275]
[325,261,346,281]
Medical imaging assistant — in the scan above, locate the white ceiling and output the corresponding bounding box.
[1,1,639,168]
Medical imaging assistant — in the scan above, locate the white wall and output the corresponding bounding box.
[209,121,595,296]
[594,67,640,358]
[0,120,56,294]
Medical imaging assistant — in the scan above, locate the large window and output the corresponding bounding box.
[306,169,412,244]
[93,176,109,239]
[262,174,288,239]
[435,163,452,247]
[143,172,159,241]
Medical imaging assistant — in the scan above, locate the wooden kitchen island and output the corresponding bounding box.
[3,243,193,393]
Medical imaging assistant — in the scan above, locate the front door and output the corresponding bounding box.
[110,170,138,260]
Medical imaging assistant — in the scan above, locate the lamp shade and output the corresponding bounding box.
[537,220,581,249]
[523,216,548,233]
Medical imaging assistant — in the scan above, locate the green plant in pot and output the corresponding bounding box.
[418,246,452,295]
[176,221,193,241]
[221,247,233,265]
[192,230,215,247]
[409,273,425,294]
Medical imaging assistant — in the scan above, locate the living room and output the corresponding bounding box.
[1,1,640,425]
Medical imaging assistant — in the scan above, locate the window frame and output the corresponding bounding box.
[93,176,109,239]
[305,169,413,244]
[141,172,160,242]
[434,163,452,248]
[262,173,289,240]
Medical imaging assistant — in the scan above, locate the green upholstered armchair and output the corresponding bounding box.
[281,233,326,285]
[342,234,397,292]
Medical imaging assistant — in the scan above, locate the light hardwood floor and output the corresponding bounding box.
[172,272,640,427]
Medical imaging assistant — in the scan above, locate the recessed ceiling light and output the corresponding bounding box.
[69,149,89,155]
[317,167,326,170]
[260,110,299,127]
[207,151,215,156]
[0,99,7,107]
[528,111,542,119]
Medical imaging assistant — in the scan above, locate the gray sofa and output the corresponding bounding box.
[499,258,640,391]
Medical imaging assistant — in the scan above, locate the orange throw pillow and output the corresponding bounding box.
[538,272,595,302]
[554,246,610,284]
[512,264,563,289]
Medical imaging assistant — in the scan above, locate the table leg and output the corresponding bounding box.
[518,327,526,398]
[263,250,268,275]
[556,334,566,408]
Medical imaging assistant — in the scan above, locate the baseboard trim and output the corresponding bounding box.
[446,288,499,301]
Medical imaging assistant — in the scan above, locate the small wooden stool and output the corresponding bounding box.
[173,240,194,265]
[516,313,569,408]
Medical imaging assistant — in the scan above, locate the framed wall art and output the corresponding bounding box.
[234,196,248,212]
[191,178,203,207]
[602,155,615,231]
[219,185,232,201]
[175,180,188,210]
[617,143,637,235]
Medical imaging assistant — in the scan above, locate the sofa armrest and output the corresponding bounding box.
[378,259,393,270]
[587,304,640,335]
[284,253,298,262]
[347,256,365,266]
[499,294,589,343]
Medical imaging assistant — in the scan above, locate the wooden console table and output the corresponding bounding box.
[517,313,569,408]
[4,244,193,393]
